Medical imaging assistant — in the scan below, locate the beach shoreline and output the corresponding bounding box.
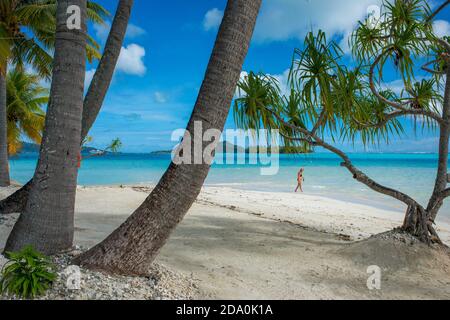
[9,152,450,221]
[2,183,450,246]
[80,182,450,227]
[1,185,450,299]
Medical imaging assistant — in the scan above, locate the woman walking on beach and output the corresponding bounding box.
[295,168,305,193]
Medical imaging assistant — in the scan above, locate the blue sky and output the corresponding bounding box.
[83,0,450,153]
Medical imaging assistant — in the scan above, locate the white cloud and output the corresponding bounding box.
[94,22,146,42]
[84,45,147,85]
[235,71,249,98]
[94,22,110,42]
[154,91,167,103]
[433,20,450,38]
[239,71,249,81]
[254,0,383,43]
[338,30,354,55]
[126,23,147,38]
[85,69,96,89]
[116,44,147,76]
[235,69,291,98]
[270,69,291,96]
[383,76,431,96]
[203,8,223,31]
[383,79,406,95]
[92,22,148,77]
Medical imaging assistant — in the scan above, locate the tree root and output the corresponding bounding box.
[401,205,442,245]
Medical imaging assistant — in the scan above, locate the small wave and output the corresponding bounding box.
[312,185,327,189]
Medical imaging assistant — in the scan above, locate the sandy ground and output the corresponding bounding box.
[1,185,450,300]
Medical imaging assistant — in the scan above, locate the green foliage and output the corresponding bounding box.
[234,72,280,132]
[352,0,435,83]
[290,30,342,114]
[0,246,56,299]
[106,138,123,153]
[82,136,94,146]
[0,0,109,74]
[81,137,123,159]
[6,67,48,155]
[234,0,445,151]
[83,137,122,153]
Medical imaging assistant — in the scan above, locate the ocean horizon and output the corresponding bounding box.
[9,152,450,220]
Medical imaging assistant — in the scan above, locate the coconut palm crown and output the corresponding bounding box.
[0,0,109,76]
[6,67,47,155]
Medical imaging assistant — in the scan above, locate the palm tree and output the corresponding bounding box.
[5,0,88,254]
[6,68,48,156]
[0,61,8,186]
[82,137,122,160]
[0,0,108,187]
[75,0,262,276]
[233,0,450,243]
[0,0,134,213]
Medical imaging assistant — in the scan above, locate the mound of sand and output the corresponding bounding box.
[338,230,450,272]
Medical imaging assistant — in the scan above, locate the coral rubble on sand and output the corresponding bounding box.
[0,247,202,300]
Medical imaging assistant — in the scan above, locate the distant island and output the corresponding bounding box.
[20,142,311,156]
[150,150,172,155]
[15,142,111,156]
[151,142,312,155]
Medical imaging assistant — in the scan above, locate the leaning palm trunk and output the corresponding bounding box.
[0,65,10,187]
[426,66,450,223]
[82,0,133,139]
[74,0,262,276]
[0,0,134,214]
[4,0,87,254]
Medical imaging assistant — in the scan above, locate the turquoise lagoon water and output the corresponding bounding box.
[9,152,450,219]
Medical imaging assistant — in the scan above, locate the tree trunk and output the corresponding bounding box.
[74,0,262,276]
[426,62,450,221]
[81,0,133,139]
[4,0,87,255]
[0,0,134,214]
[401,205,439,244]
[0,64,10,187]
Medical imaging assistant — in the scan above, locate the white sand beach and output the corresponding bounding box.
[1,185,450,300]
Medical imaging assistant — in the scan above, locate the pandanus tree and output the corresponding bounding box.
[233,0,450,244]
[6,68,48,156]
[0,0,107,187]
[0,0,134,214]
[74,0,263,276]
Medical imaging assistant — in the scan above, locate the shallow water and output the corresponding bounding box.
[9,152,450,219]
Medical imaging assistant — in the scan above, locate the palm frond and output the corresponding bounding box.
[6,67,47,155]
